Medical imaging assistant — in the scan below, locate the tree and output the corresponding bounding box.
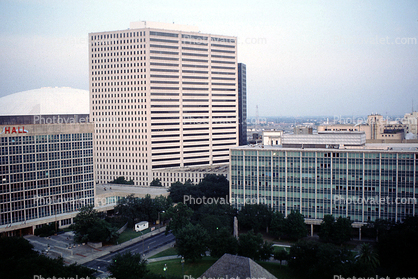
[108,252,148,279]
[176,223,208,261]
[288,240,354,279]
[282,210,307,240]
[164,202,193,235]
[238,204,272,232]
[34,222,59,237]
[273,249,289,266]
[208,227,238,258]
[115,194,142,226]
[109,176,134,185]
[319,215,352,244]
[197,174,229,199]
[150,178,162,186]
[318,214,335,242]
[115,194,172,226]
[377,216,418,277]
[0,237,94,279]
[71,205,119,243]
[332,216,352,244]
[237,230,273,261]
[354,243,379,276]
[168,181,195,203]
[193,204,235,235]
[270,211,285,239]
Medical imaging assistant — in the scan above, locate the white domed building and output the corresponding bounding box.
[0,87,89,125]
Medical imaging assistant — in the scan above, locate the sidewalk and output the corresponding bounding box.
[25,226,170,265]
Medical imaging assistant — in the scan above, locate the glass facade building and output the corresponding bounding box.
[0,123,95,235]
[230,145,418,224]
[238,63,247,146]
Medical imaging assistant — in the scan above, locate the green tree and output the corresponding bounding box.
[164,202,193,235]
[176,223,208,261]
[377,215,418,277]
[197,174,229,199]
[354,243,379,276]
[193,203,235,233]
[332,216,352,244]
[288,240,354,279]
[237,230,273,261]
[34,222,58,237]
[208,227,238,258]
[168,181,195,203]
[238,204,272,232]
[115,194,141,226]
[0,237,94,279]
[108,252,148,279]
[71,205,119,243]
[318,214,335,242]
[319,215,352,244]
[150,178,162,186]
[282,210,307,240]
[273,249,289,266]
[270,211,285,239]
[109,176,134,185]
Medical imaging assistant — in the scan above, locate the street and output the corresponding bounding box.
[82,232,176,273]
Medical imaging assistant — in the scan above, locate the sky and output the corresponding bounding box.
[0,0,417,117]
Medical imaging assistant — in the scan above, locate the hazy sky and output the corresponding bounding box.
[1,0,417,117]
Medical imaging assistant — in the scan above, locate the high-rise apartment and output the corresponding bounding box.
[238,63,247,146]
[89,21,239,185]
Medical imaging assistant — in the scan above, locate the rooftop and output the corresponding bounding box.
[237,143,418,152]
[0,87,89,116]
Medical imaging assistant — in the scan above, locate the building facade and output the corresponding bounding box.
[238,63,247,146]
[230,144,418,225]
[0,123,95,236]
[89,21,239,185]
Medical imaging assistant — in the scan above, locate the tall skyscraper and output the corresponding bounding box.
[238,63,247,146]
[89,21,239,186]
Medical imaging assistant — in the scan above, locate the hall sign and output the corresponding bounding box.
[0,126,28,134]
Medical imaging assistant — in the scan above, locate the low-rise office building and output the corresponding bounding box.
[230,142,418,230]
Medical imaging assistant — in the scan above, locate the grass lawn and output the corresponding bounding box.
[117,228,151,244]
[273,245,290,253]
[149,247,178,259]
[147,257,217,277]
[257,262,299,279]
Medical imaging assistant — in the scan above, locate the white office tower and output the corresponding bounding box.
[89,21,238,185]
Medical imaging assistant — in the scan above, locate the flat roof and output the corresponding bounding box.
[234,143,418,153]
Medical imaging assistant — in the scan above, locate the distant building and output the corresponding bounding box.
[262,130,283,146]
[294,126,313,135]
[89,21,239,186]
[230,139,418,229]
[151,164,228,187]
[0,88,94,236]
[319,114,409,143]
[238,63,247,146]
[402,111,418,137]
[282,131,366,148]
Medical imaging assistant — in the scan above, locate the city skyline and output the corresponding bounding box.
[1,0,418,116]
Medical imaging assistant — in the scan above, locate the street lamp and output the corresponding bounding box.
[181,257,185,275]
[163,264,167,277]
